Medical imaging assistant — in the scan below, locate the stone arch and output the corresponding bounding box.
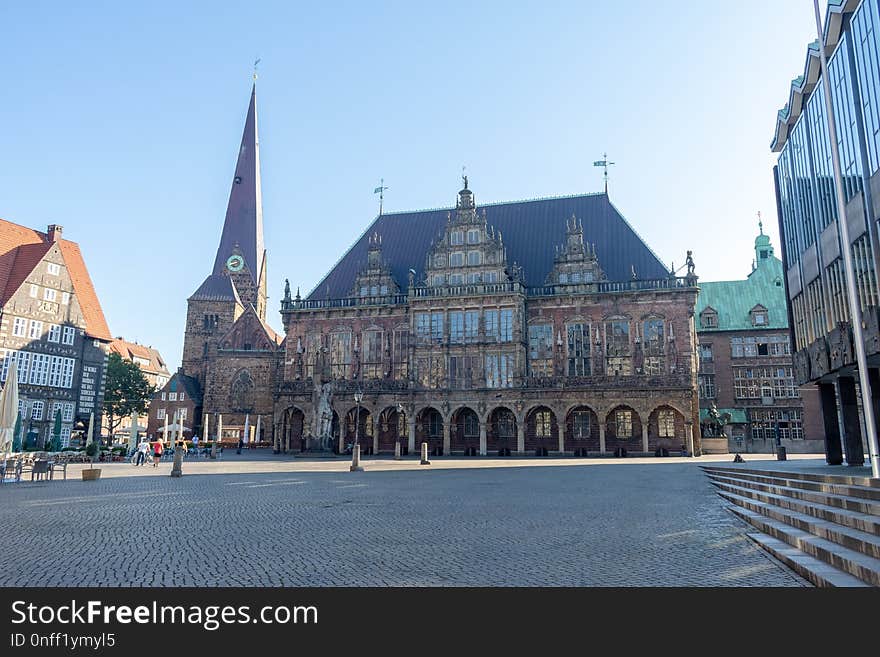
[377,405,408,455]
[229,369,256,412]
[416,406,444,456]
[524,405,558,454]
[344,406,374,454]
[450,406,480,455]
[487,406,517,455]
[604,405,642,454]
[281,406,305,453]
[565,405,600,455]
[647,405,687,453]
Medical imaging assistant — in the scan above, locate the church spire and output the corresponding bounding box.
[212,83,265,287]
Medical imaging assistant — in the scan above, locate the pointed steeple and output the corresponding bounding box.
[212,84,265,286]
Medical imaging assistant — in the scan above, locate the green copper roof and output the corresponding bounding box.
[696,232,788,332]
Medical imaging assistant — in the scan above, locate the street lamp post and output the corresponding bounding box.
[350,390,364,472]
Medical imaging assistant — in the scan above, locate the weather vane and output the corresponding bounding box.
[373,178,389,215]
[593,153,615,194]
[758,210,763,235]
[253,57,261,82]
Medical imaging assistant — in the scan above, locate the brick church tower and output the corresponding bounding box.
[182,83,268,386]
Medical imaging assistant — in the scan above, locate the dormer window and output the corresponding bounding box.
[450,252,464,267]
[467,251,481,266]
[559,273,568,283]
[450,231,464,246]
[467,229,480,244]
[750,305,768,326]
[701,308,718,329]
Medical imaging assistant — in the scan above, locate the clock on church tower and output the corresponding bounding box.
[226,255,244,272]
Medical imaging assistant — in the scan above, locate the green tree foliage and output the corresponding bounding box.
[103,352,155,445]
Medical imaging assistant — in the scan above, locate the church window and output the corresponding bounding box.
[450,312,464,343]
[330,332,352,379]
[499,309,514,342]
[605,320,632,375]
[465,311,479,341]
[430,312,444,343]
[392,329,409,379]
[572,411,591,438]
[450,252,465,267]
[534,411,552,438]
[566,323,590,376]
[415,313,431,342]
[615,410,633,438]
[467,229,480,244]
[485,310,499,341]
[658,410,675,437]
[529,324,554,376]
[362,330,383,379]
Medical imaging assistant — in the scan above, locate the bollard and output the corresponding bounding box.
[170,446,183,478]
[394,441,401,461]
[420,441,431,465]
[350,443,364,472]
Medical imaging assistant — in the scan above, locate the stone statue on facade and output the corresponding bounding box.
[314,381,334,451]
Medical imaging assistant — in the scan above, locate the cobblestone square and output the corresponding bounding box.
[0,455,808,586]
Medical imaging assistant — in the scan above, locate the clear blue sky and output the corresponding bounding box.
[0,1,819,370]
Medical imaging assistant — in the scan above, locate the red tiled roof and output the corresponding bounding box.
[0,217,112,340]
[109,338,169,375]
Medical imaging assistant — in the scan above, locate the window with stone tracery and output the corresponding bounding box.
[362,330,383,379]
[330,331,351,379]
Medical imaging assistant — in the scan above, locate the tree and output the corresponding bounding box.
[102,352,155,446]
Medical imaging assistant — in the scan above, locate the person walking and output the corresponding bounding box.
[191,434,199,457]
[135,439,150,466]
[152,439,163,467]
[237,436,243,454]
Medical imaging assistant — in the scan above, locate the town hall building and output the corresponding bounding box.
[171,83,706,457]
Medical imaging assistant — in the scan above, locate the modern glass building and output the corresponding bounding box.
[772,0,880,465]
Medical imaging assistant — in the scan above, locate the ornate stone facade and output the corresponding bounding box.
[175,86,702,457]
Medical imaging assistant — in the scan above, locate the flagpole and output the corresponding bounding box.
[813,0,879,478]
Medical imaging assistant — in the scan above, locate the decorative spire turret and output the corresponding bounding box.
[212,83,265,290]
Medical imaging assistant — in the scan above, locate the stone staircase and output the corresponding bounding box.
[702,465,880,587]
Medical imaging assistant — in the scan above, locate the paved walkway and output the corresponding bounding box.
[0,453,814,587]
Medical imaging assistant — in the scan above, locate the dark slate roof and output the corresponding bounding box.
[211,84,265,285]
[189,273,242,304]
[307,192,669,300]
[168,372,203,405]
